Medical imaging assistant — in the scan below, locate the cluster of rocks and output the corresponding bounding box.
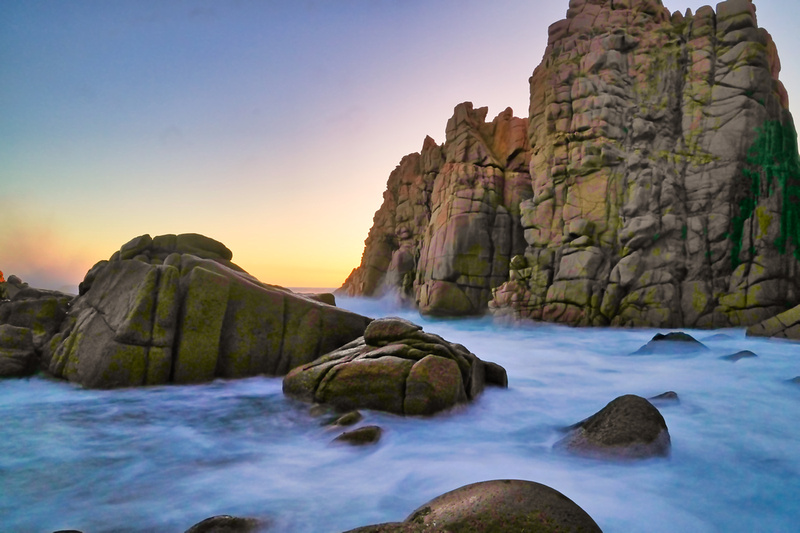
[284,317,508,416]
[339,0,800,335]
[1,233,370,387]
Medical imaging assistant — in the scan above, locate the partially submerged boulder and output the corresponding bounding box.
[555,394,671,460]
[332,425,383,446]
[43,233,371,388]
[720,350,758,362]
[283,317,508,416]
[344,479,601,533]
[631,332,708,355]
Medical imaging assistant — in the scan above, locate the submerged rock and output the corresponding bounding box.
[43,233,371,388]
[283,317,507,416]
[649,391,680,404]
[555,394,671,460]
[344,479,601,533]
[0,324,38,377]
[332,425,383,446]
[184,515,262,533]
[330,411,363,427]
[721,350,758,362]
[631,332,708,355]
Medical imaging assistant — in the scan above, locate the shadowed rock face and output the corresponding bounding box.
[42,233,371,389]
[340,0,800,329]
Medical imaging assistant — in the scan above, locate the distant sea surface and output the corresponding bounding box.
[1,296,799,532]
[289,287,336,294]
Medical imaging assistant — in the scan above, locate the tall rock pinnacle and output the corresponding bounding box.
[341,0,800,328]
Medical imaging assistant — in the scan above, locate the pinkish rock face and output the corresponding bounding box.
[341,0,800,329]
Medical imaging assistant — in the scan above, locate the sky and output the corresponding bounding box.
[2,0,799,292]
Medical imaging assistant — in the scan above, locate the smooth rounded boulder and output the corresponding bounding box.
[343,479,602,532]
[555,394,671,460]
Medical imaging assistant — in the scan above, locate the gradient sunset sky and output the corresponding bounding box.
[2,0,799,291]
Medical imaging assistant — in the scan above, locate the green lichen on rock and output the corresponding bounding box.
[732,120,800,268]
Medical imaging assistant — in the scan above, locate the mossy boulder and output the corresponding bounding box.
[45,233,371,388]
[0,324,38,377]
[0,286,73,351]
[284,317,507,416]
[555,395,671,460]
[747,303,800,340]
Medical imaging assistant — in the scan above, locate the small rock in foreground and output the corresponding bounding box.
[342,479,601,532]
[649,391,680,405]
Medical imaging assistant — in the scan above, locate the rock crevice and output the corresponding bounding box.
[340,0,800,329]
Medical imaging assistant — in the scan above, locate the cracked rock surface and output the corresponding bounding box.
[340,0,800,330]
[283,317,508,416]
[42,233,371,388]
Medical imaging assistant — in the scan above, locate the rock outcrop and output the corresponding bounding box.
[339,104,532,316]
[0,282,75,377]
[283,317,508,416]
[344,479,602,533]
[40,233,371,388]
[555,394,671,460]
[341,0,800,329]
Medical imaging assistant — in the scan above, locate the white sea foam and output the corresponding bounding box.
[1,297,799,532]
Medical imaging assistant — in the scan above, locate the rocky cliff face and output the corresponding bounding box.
[340,103,532,315]
[340,0,800,328]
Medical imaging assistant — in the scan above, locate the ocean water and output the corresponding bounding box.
[1,297,799,532]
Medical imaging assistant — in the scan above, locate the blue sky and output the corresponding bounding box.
[1,0,798,290]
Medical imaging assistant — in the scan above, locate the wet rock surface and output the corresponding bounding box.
[721,349,758,361]
[332,425,383,446]
[555,394,671,460]
[283,317,507,416]
[183,515,263,533]
[344,479,602,533]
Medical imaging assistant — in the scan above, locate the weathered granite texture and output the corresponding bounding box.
[747,302,800,339]
[340,104,532,316]
[283,317,508,416]
[341,0,800,329]
[0,284,75,377]
[41,233,371,388]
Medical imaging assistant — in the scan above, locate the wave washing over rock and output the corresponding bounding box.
[339,0,800,331]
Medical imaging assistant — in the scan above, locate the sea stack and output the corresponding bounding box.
[340,0,800,329]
